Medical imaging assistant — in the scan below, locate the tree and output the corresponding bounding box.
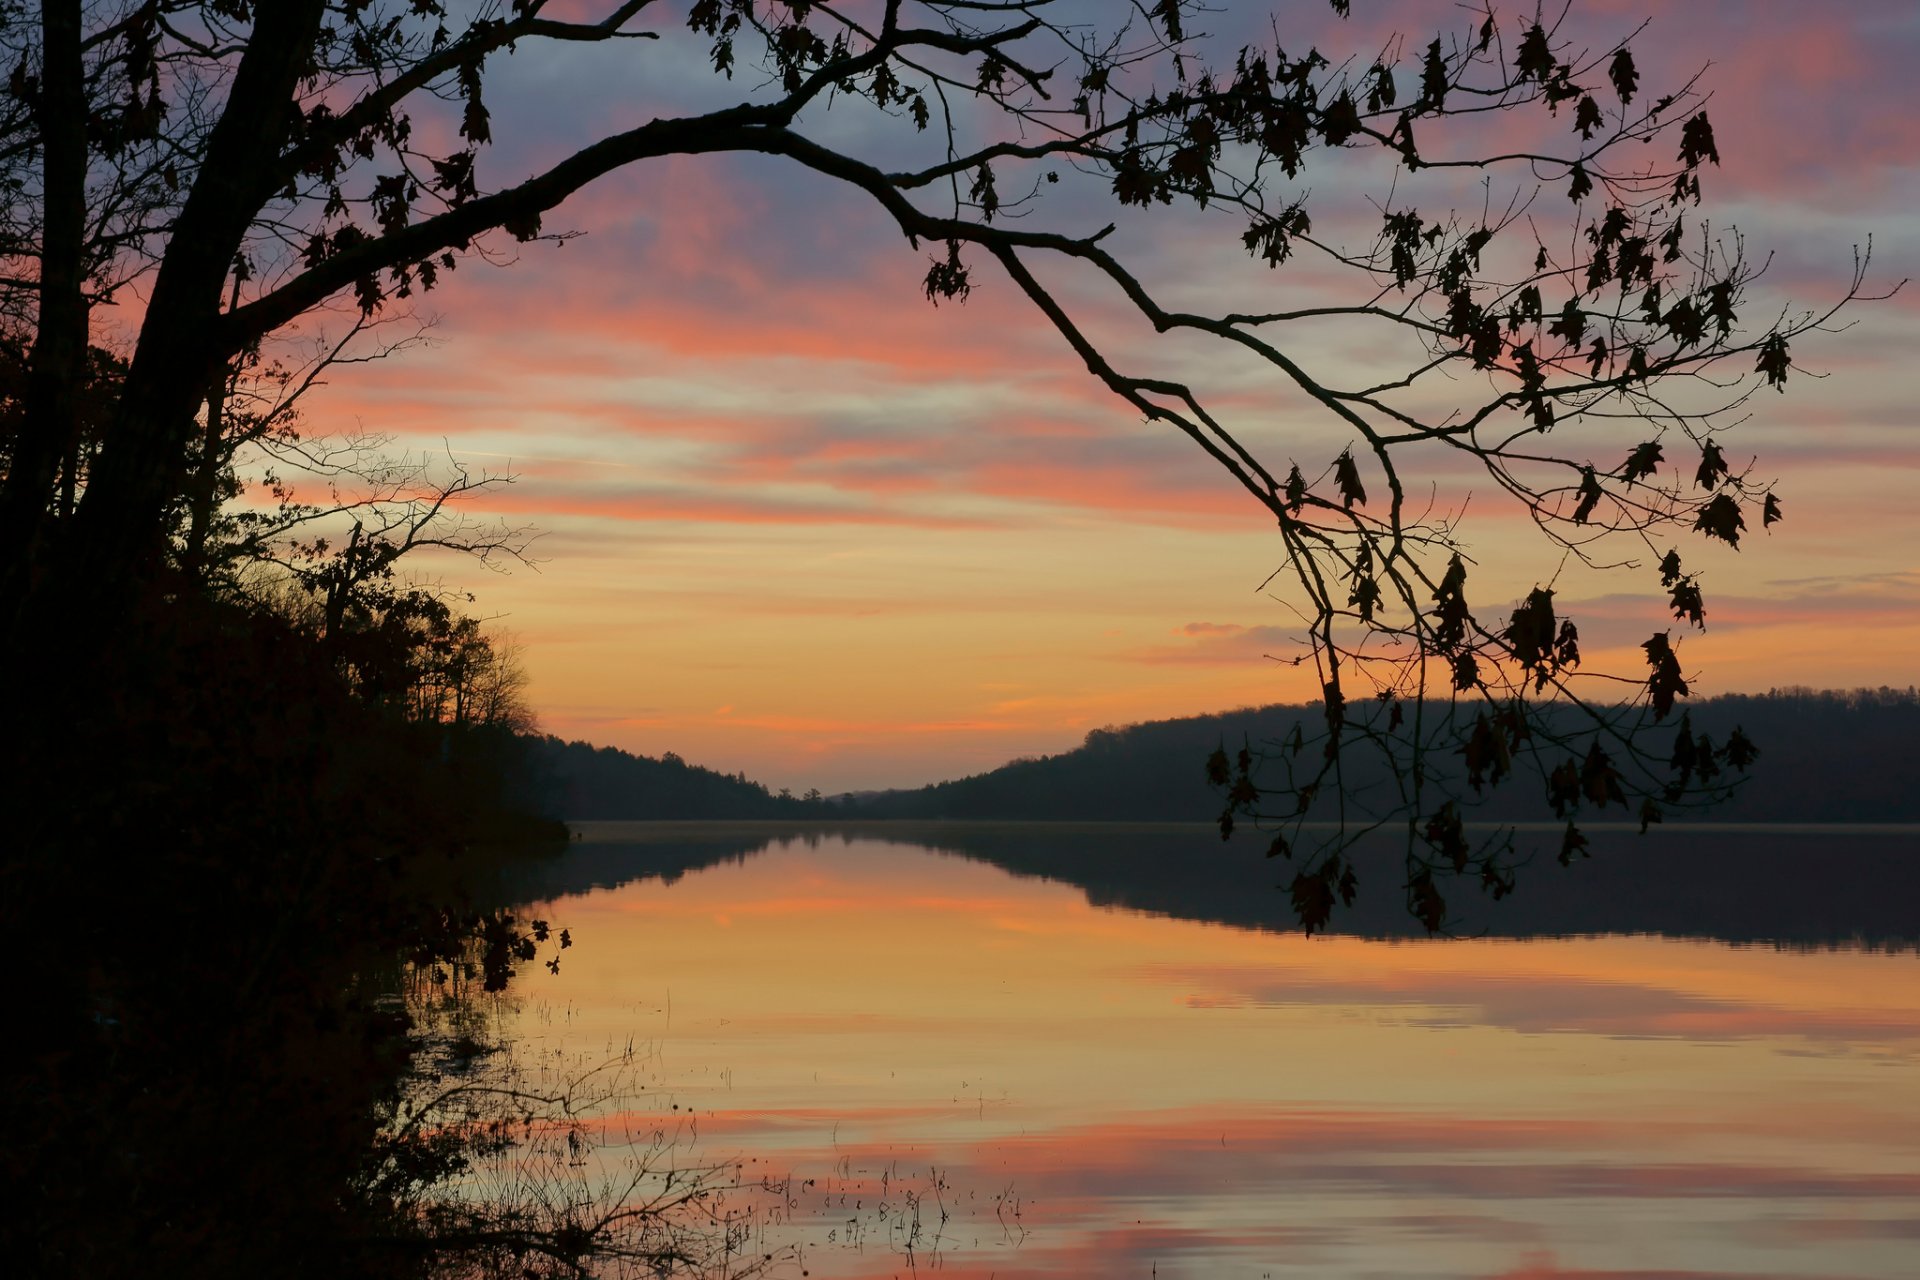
[0,1,1893,931]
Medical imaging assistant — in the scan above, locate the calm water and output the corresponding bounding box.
[498,824,1920,1278]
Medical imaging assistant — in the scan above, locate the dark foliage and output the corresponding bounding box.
[850,689,1920,827]
[843,685,1920,936]
[530,737,838,821]
[1,589,566,1280]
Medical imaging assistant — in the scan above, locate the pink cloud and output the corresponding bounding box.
[1129,623,1302,667]
[475,482,998,531]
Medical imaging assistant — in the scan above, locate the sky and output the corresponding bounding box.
[285,0,1919,793]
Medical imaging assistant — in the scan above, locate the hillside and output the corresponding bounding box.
[845,688,1920,824]
[526,736,840,820]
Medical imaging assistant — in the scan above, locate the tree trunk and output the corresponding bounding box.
[0,1,89,618]
[64,1,328,613]
[182,366,231,580]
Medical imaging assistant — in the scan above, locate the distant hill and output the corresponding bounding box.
[843,688,1920,824]
[523,689,1919,825]
[525,736,842,820]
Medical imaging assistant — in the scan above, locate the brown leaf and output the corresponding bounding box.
[1334,449,1367,508]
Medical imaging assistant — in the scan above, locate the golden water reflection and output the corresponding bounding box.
[504,829,1920,1278]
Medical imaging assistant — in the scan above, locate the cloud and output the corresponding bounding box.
[476,479,999,531]
[1562,570,1920,646]
[262,1,1920,786]
[1127,622,1304,667]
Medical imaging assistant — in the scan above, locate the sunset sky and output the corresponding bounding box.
[270,0,1918,792]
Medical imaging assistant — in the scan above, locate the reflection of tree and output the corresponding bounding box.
[534,825,1920,951]
[364,983,778,1280]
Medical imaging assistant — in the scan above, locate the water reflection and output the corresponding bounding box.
[510,821,1920,948]
[501,826,1920,1278]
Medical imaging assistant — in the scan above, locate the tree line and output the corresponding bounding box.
[551,688,1919,829]
[530,736,842,820]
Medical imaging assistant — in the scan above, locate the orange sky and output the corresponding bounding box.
[254,1,1918,791]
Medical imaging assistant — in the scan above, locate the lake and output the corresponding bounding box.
[494,822,1920,1278]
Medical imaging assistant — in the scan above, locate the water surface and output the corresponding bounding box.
[501,824,1920,1278]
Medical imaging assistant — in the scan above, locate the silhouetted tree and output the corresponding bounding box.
[0,4,1903,1269]
[0,2,1890,644]
[0,1,1894,943]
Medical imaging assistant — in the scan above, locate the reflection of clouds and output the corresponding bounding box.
[1767,1213,1920,1245]
[1148,962,1920,1043]
[936,1222,1337,1278]
[514,841,1920,1277]
[1484,1252,1784,1280]
[610,1100,1920,1277]
[625,1101,1920,1202]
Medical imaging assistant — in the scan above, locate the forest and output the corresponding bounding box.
[849,688,1920,824]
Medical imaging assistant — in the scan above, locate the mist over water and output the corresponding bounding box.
[496,825,1920,1278]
